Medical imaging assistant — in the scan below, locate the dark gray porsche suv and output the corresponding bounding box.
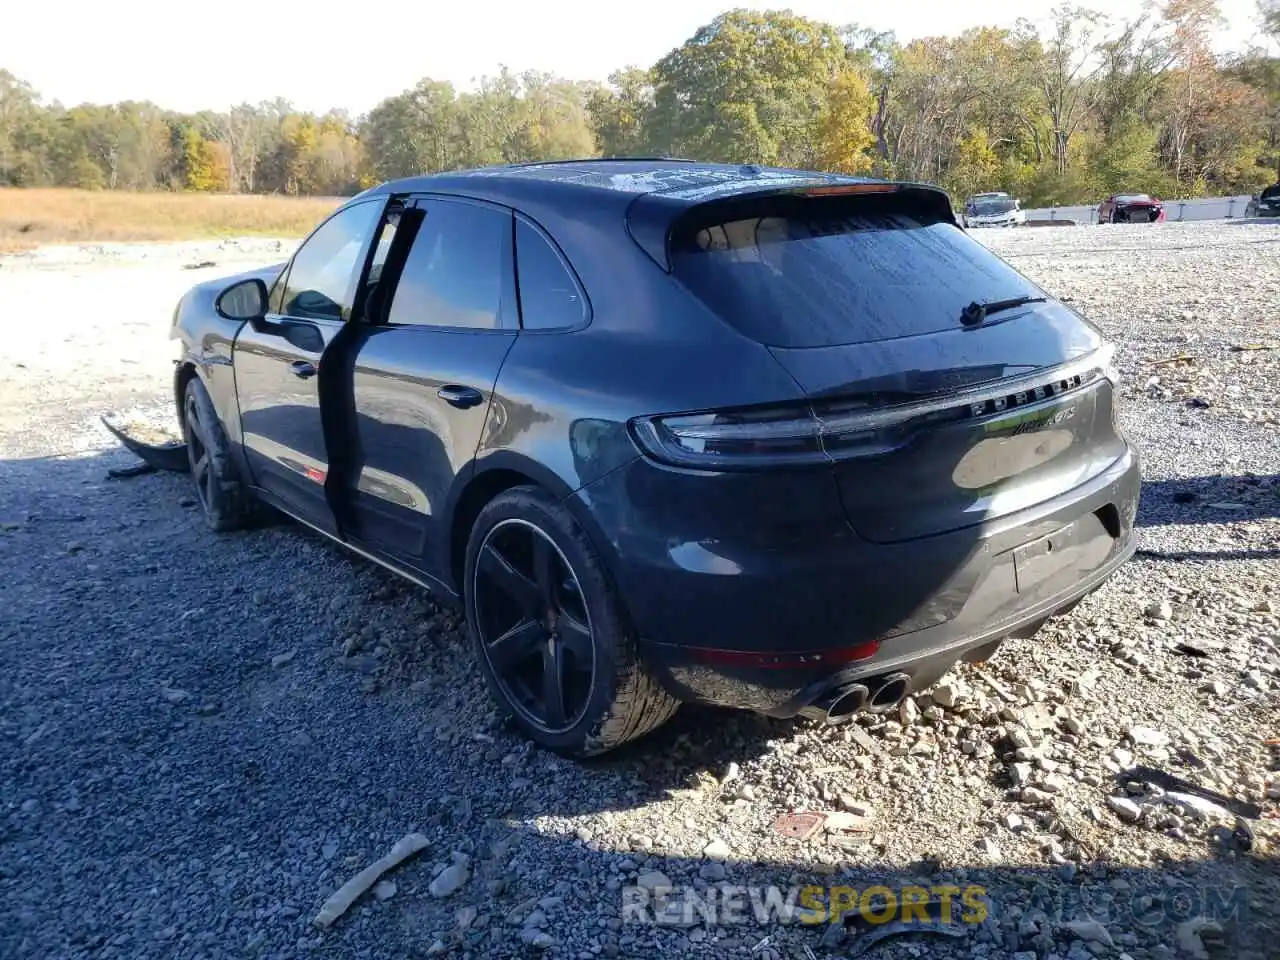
[165,159,1140,756]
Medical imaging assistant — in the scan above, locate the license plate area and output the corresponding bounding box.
[1012,510,1114,594]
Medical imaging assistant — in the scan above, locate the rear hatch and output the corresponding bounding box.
[661,186,1127,543]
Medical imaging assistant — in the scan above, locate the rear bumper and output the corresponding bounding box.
[571,444,1141,715]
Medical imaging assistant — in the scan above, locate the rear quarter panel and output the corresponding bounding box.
[467,206,807,498]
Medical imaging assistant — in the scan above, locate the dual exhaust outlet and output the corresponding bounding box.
[798,672,912,725]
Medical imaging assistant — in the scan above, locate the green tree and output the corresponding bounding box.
[586,68,655,157]
[648,9,851,166]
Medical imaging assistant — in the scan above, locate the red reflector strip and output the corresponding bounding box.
[685,641,881,670]
[306,467,326,483]
[802,184,899,197]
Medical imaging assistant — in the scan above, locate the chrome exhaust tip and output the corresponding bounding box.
[824,684,869,723]
[797,683,871,725]
[865,673,912,713]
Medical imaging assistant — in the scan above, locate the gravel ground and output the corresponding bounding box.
[1,223,1277,960]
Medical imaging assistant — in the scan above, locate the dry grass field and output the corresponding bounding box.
[0,188,343,252]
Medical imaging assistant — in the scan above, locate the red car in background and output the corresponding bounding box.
[1098,193,1166,224]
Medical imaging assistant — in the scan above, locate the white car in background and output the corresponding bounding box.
[962,192,1026,228]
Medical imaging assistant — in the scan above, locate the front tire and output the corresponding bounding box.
[463,486,679,757]
[182,376,255,532]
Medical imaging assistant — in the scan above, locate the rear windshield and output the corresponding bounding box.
[972,198,1017,215]
[669,194,1043,348]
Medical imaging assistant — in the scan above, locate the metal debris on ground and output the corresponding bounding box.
[772,812,825,840]
[312,832,430,929]
[106,462,159,479]
[845,915,969,957]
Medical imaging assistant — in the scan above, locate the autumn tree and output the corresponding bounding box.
[813,67,875,173]
[1160,0,1227,186]
[1019,5,1109,175]
[1227,51,1280,178]
[177,126,227,192]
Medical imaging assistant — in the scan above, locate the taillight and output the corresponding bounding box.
[630,404,831,469]
[629,401,928,470]
[630,342,1121,471]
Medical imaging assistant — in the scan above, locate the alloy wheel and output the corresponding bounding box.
[183,392,216,515]
[472,519,596,734]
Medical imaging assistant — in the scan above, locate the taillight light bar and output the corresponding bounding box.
[629,342,1119,471]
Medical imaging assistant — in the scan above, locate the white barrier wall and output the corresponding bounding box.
[1021,195,1258,224]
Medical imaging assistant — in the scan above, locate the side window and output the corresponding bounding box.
[280,200,382,322]
[514,219,585,330]
[268,267,288,314]
[386,200,507,330]
[367,206,402,290]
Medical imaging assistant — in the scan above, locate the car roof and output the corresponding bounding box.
[342,158,957,277]
[352,158,913,208]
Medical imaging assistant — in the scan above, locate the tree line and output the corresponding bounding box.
[2,2,1279,206]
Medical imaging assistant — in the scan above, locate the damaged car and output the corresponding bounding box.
[961,192,1025,228]
[128,159,1141,756]
[1097,193,1166,224]
[1245,182,1280,218]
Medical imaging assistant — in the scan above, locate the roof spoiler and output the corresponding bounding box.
[624,179,957,272]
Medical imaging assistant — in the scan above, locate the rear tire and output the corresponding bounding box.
[463,486,679,757]
[182,376,256,532]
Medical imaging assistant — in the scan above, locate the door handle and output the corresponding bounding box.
[437,385,484,409]
[290,360,317,379]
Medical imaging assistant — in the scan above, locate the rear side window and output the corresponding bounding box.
[387,199,508,330]
[515,220,585,330]
[669,195,1043,348]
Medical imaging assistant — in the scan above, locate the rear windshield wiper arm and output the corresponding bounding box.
[959,295,1047,327]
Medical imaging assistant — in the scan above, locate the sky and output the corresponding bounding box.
[2,0,1273,116]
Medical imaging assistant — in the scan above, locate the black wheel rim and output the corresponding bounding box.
[184,394,215,514]
[473,519,596,734]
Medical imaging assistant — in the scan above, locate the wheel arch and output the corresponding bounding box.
[174,361,198,432]
[445,452,622,599]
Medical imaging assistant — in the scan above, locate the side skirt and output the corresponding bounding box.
[251,486,462,608]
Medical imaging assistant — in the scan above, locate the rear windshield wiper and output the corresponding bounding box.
[959,295,1047,327]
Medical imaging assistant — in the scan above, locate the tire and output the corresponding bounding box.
[181,375,256,532]
[463,485,680,757]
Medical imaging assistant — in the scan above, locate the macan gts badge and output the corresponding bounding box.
[144,158,1140,757]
